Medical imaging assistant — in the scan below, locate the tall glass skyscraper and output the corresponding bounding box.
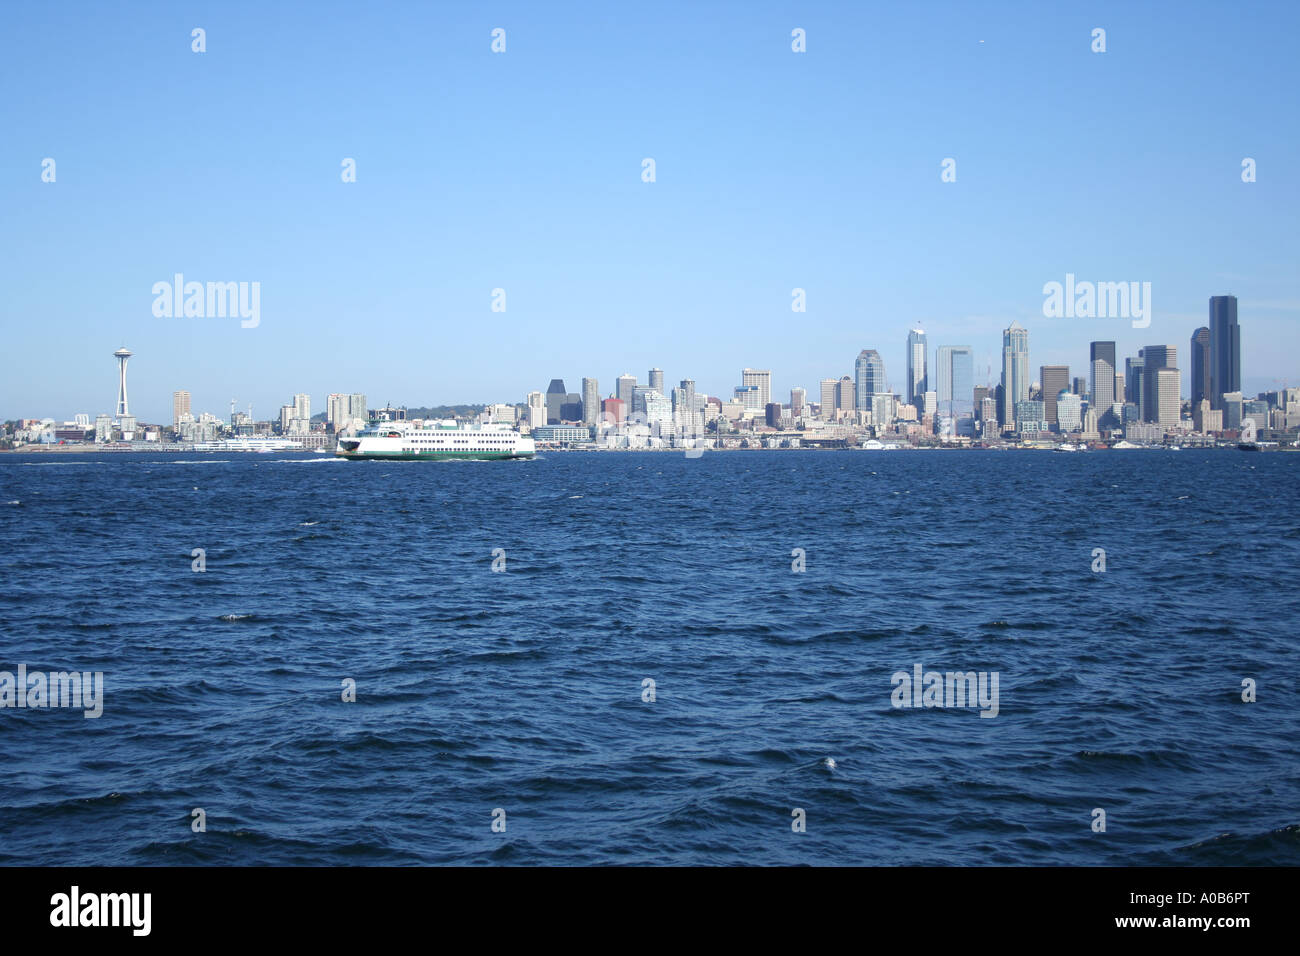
[1209,295,1240,410]
[855,349,886,411]
[935,346,973,413]
[1190,327,1211,408]
[906,329,927,407]
[1000,322,1029,426]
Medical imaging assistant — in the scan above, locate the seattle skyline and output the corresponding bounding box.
[3,2,1297,422]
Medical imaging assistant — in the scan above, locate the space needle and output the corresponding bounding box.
[114,347,132,417]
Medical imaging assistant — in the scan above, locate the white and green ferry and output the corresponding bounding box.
[335,420,535,461]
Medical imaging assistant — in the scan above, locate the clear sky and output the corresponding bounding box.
[2,0,1297,423]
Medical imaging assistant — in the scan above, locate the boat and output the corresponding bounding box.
[336,420,535,460]
[1054,443,1080,452]
[312,448,328,454]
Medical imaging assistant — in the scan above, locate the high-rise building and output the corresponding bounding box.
[1072,376,1088,397]
[601,397,625,424]
[616,374,638,413]
[836,375,855,416]
[172,390,191,428]
[1039,366,1070,427]
[973,385,989,418]
[582,378,599,426]
[935,346,973,412]
[545,379,567,424]
[1209,295,1240,410]
[114,347,132,418]
[1000,322,1029,426]
[819,379,837,420]
[906,329,927,407]
[1123,357,1141,404]
[293,393,310,423]
[1090,341,1116,409]
[1190,327,1211,408]
[648,368,664,393]
[1193,399,1222,434]
[790,387,806,417]
[526,391,545,428]
[854,350,886,410]
[1141,346,1176,422]
[742,369,772,408]
[1056,391,1082,433]
[674,379,700,431]
[1153,367,1180,426]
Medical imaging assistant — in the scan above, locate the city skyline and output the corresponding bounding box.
[11,294,1276,439]
[2,3,1297,422]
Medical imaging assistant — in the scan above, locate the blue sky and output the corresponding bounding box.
[2,0,1297,422]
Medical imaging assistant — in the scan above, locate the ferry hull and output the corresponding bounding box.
[335,449,532,460]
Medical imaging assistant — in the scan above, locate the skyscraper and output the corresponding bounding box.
[1039,365,1070,428]
[1126,356,1144,406]
[172,390,191,428]
[648,368,664,393]
[742,369,771,408]
[790,387,806,417]
[1000,322,1029,427]
[114,347,132,417]
[1153,367,1181,426]
[836,375,855,415]
[293,393,310,422]
[616,374,638,414]
[935,346,974,413]
[1190,327,1211,408]
[819,379,837,420]
[906,329,927,407]
[546,379,567,424]
[1209,295,1240,410]
[582,377,600,426]
[1141,345,1176,423]
[1089,341,1116,409]
[854,350,886,410]
[526,391,545,428]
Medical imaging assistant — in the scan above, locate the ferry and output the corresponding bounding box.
[336,420,535,460]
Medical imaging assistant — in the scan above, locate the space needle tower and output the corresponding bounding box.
[114,347,132,417]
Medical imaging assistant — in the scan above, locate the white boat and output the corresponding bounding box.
[1054,443,1080,452]
[336,420,535,460]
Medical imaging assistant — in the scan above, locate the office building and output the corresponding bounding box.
[906,329,928,407]
[1040,365,1070,427]
[1000,322,1029,426]
[855,350,887,411]
[582,378,600,426]
[1090,341,1116,409]
[1209,295,1240,410]
[1190,327,1211,408]
[741,369,772,408]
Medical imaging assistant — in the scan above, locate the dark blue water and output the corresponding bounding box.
[1,449,1297,865]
